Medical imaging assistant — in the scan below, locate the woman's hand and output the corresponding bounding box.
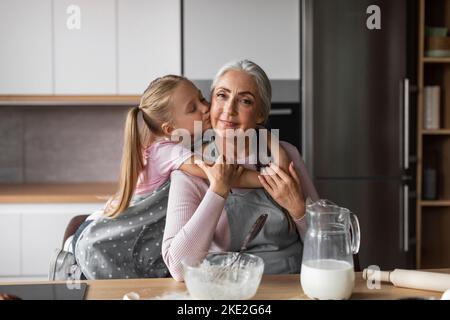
[196,155,243,198]
[258,162,305,220]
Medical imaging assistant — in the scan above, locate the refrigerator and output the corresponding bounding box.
[301,0,416,270]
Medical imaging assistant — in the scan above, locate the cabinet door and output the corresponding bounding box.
[21,204,101,276]
[0,213,21,276]
[0,0,53,94]
[118,0,181,94]
[184,0,300,80]
[53,0,116,94]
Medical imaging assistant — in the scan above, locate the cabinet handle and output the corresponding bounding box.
[403,78,410,170]
[403,184,409,252]
[269,108,293,116]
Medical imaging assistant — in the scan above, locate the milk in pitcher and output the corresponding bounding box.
[301,259,355,300]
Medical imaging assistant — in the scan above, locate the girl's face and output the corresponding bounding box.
[210,70,264,136]
[168,80,211,136]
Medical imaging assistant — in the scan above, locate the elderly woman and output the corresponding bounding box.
[162,60,318,281]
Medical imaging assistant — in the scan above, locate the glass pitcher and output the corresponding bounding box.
[300,199,360,300]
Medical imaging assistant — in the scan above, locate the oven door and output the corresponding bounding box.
[267,103,301,150]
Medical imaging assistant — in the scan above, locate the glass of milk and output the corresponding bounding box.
[301,199,360,300]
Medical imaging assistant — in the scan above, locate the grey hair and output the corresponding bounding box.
[211,59,272,124]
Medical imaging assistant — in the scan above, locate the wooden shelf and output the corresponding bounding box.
[0,183,117,203]
[0,95,140,106]
[423,57,450,64]
[422,129,450,135]
[421,200,450,207]
[416,0,450,268]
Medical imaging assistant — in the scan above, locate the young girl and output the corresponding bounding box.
[103,75,285,218]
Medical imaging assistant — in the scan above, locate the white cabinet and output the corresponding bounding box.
[21,209,80,276]
[0,0,53,94]
[117,0,181,94]
[0,0,181,96]
[53,0,116,94]
[184,0,300,80]
[0,203,102,278]
[0,213,21,276]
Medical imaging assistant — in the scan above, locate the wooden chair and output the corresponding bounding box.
[62,215,89,247]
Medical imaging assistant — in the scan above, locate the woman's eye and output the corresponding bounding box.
[216,92,226,99]
[241,98,253,105]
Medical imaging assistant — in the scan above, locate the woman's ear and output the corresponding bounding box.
[256,111,265,126]
[161,122,174,136]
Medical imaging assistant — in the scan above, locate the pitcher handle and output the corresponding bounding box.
[350,213,361,254]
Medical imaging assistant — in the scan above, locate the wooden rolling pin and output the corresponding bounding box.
[362,268,450,292]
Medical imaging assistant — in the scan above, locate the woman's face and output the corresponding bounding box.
[169,80,211,135]
[210,70,264,136]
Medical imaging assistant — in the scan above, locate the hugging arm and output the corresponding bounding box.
[179,156,261,188]
[179,138,291,189]
[234,141,291,188]
[180,156,262,188]
[258,142,319,240]
[162,171,227,281]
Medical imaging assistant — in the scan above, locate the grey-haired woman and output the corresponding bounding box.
[162,60,319,281]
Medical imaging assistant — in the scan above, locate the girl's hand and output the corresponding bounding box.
[258,162,305,220]
[197,155,243,198]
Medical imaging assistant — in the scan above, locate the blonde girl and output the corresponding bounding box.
[104,75,273,218]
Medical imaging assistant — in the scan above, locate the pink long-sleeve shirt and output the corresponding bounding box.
[162,142,319,281]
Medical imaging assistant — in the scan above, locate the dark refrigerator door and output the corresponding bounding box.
[315,179,413,269]
[312,0,406,178]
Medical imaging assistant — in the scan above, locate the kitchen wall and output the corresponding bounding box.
[0,106,127,183]
[0,0,301,184]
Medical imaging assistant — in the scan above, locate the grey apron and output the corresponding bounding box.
[225,188,302,274]
[75,180,171,279]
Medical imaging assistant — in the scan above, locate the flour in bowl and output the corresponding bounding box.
[184,259,263,300]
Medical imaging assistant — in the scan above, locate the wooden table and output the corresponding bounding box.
[2,270,448,300]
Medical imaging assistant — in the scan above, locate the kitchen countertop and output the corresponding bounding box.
[1,270,448,300]
[0,183,117,203]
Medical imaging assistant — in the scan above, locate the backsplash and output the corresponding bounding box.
[0,106,128,183]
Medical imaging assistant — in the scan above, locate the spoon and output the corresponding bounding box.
[239,213,268,254]
[214,213,268,281]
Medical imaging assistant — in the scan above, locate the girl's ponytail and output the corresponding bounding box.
[105,106,144,218]
[104,74,188,218]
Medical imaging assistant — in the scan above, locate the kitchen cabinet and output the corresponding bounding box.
[0,0,53,94]
[1,0,299,99]
[0,203,102,278]
[21,209,80,276]
[53,0,116,94]
[117,0,181,94]
[0,0,181,98]
[183,0,300,80]
[0,213,21,276]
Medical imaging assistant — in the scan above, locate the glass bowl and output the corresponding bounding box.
[182,252,264,300]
